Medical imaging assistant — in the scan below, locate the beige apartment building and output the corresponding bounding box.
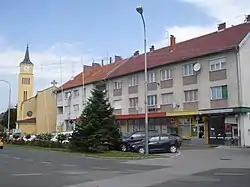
[106,16,250,146]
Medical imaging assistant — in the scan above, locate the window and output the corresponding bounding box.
[65,92,71,99]
[184,89,198,102]
[57,93,62,102]
[73,104,79,112]
[113,99,122,109]
[160,69,172,81]
[148,72,156,83]
[128,76,138,87]
[183,64,194,76]
[148,95,157,106]
[83,88,86,102]
[64,106,70,113]
[73,89,79,98]
[211,85,228,100]
[23,91,28,101]
[160,136,170,141]
[22,78,30,84]
[131,132,144,138]
[149,136,159,142]
[161,93,173,104]
[129,97,138,108]
[113,81,122,90]
[57,107,63,114]
[210,58,226,71]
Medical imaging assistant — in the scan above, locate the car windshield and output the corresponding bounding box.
[122,132,130,138]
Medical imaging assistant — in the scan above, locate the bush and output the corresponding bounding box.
[57,134,67,143]
[13,134,21,139]
[36,133,53,141]
[11,139,67,149]
[25,134,31,139]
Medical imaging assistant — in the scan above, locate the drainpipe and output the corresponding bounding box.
[235,46,245,146]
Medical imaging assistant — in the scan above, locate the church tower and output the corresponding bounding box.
[17,45,34,120]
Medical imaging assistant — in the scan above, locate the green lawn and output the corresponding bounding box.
[6,143,158,159]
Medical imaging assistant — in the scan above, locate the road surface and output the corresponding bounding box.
[0,146,250,187]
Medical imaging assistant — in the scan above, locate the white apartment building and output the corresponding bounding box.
[56,79,93,132]
[105,17,250,146]
[55,59,124,132]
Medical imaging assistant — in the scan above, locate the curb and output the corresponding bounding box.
[216,145,250,149]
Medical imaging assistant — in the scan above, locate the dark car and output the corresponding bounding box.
[121,130,158,152]
[168,133,182,147]
[130,134,179,154]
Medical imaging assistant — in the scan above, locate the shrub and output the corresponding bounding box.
[25,134,31,139]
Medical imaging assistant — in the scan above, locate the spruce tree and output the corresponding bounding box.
[70,80,121,152]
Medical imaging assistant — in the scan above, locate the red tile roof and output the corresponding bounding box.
[57,60,124,91]
[107,22,250,79]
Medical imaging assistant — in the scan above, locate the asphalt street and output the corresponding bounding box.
[0,146,165,187]
[150,168,250,187]
[1,146,250,187]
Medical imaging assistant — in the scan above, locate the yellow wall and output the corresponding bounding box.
[21,97,37,120]
[36,87,56,133]
[18,87,57,134]
[19,124,36,134]
[17,63,34,120]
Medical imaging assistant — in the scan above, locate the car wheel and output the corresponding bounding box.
[121,144,127,152]
[0,146,3,149]
[169,145,177,153]
[138,147,145,154]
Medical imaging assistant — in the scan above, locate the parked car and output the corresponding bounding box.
[168,133,183,147]
[51,131,73,143]
[121,130,158,152]
[129,134,179,154]
[0,137,3,149]
[23,134,37,142]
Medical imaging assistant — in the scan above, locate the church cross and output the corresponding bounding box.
[51,80,58,87]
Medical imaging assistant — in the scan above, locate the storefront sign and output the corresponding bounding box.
[200,108,233,114]
[166,111,200,116]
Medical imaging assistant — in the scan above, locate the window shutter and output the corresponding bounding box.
[222,86,228,99]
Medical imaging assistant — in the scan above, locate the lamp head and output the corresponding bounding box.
[136,6,143,15]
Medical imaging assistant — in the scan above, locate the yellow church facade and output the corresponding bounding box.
[16,45,57,134]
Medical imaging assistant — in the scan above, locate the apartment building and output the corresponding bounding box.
[106,16,250,146]
[55,58,124,132]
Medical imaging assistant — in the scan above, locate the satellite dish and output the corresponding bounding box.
[193,63,201,72]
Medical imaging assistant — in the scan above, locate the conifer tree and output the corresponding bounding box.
[70,81,121,152]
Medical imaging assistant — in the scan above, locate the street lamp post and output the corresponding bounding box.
[136,6,149,154]
[0,80,11,137]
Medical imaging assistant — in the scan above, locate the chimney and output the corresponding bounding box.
[109,57,112,64]
[170,35,176,51]
[150,45,155,52]
[218,22,226,31]
[91,62,101,72]
[246,15,250,23]
[115,55,123,62]
[134,50,139,56]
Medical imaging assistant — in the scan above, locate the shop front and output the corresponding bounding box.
[199,107,250,146]
[166,111,206,140]
[116,112,167,134]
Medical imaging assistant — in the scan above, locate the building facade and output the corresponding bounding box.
[55,59,124,132]
[16,45,57,134]
[106,17,250,146]
[16,86,57,134]
[56,16,250,146]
